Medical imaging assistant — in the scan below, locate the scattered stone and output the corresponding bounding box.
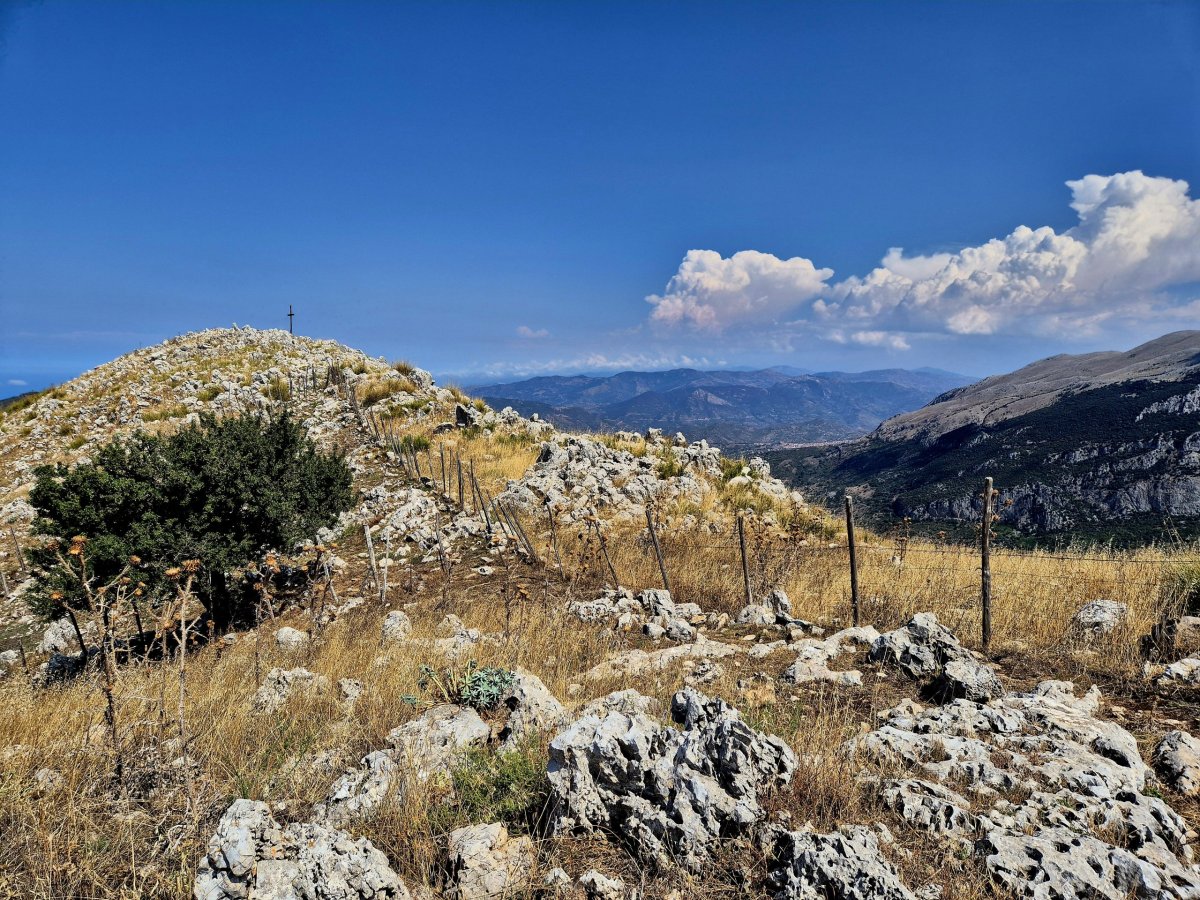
[1072,599,1128,637]
[386,704,490,778]
[765,825,917,900]
[584,635,740,681]
[1153,729,1200,796]
[577,689,658,719]
[274,625,310,650]
[194,798,410,900]
[548,688,796,870]
[252,667,329,714]
[1156,656,1200,686]
[577,871,628,900]
[31,767,64,797]
[874,778,977,834]
[780,626,879,686]
[446,823,534,900]
[382,610,412,642]
[38,618,81,655]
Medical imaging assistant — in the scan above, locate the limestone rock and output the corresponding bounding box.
[274,626,310,650]
[577,871,628,900]
[194,798,410,900]
[933,658,1005,702]
[765,825,917,900]
[780,626,878,686]
[446,823,534,900]
[547,688,795,871]
[382,610,412,642]
[584,635,740,681]
[1153,729,1200,796]
[1072,599,1128,636]
[252,667,329,714]
[495,670,568,751]
[868,613,972,679]
[386,704,490,778]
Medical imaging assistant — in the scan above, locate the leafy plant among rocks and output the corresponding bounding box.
[26,412,353,629]
[416,661,516,711]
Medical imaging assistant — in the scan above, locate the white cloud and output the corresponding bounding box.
[516,325,550,339]
[646,249,833,331]
[647,171,1200,348]
[6,379,27,386]
[470,351,719,379]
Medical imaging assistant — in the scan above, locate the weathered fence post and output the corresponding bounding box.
[9,528,27,579]
[737,513,753,609]
[363,524,383,603]
[645,506,670,593]
[844,496,860,627]
[981,476,993,651]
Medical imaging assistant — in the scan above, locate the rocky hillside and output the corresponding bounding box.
[472,366,970,450]
[2,327,1200,900]
[766,331,1200,543]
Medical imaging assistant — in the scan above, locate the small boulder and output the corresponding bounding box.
[252,667,329,714]
[1072,600,1128,637]
[578,871,628,900]
[446,823,534,900]
[766,825,917,900]
[1153,729,1200,796]
[274,626,309,650]
[931,658,1005,702]
[869,613,972,679]
[382,610,413,642]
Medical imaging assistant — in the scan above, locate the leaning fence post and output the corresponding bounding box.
[981,476,994,651]
[646,506,670,593]
[9,527,27,579]
[363,524,383,603]
[844,496,860,627]
[737,513,753,609]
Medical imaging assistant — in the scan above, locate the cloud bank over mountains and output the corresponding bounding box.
[646,171,1200,351]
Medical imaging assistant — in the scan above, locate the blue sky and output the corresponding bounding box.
[2,0,1198,392]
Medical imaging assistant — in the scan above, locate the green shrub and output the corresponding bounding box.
[27,412,353,628]
[435,746,549,833]
[656,452,685,479]
[261,376,291,402]
[398,433,431,454]
[197,385,223,402]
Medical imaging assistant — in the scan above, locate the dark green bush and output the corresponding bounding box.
[27,412,353,628]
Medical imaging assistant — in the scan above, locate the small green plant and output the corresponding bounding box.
[358,378,414,407]
[399,433,431,453]
[262,376,291,402]
[392,359,416,376]
[143,403,189,422]
[432,745,549,833]
[417,661,516,711]
[66,435,87,450]
[197,385,223,402]
[719,456,750,482]
[656,452,685,479]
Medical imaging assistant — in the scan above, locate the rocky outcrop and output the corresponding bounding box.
[780,626,878,686]
[764,825,916,900]
[1072,599,1128,637]
[547,688,796,871]
[493,671,568,751]
[852,679,1200,898]
[583,635,740,681]
[194,799,410,900]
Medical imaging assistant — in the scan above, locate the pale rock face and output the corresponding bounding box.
[868,612,974,679]
[493,670,568,751]
[381,610,412,642]
[851,679,1200,898]
[765,825,917,900]
[584,635,740,681]
[274,626,309,650]
[38,618,82,655]
[780,626,879,686]
[1157,656,1200,686]
[252,667,329,714]
[577,871,628,900]
[316,705,489,825]
[547,688,796,871]
[1153,729,1200,797]
[1072,599,1128,636]
[446,823,534,900]
[193,799,410,900]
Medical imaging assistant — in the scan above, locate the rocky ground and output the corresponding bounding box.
[2,328,1199,899]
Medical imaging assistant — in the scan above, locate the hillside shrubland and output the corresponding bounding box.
[0,328,1198,900]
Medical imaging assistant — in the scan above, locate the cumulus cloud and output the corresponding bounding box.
[516,325,550,339]
[646,249,833,331]
[647,171,1200,348]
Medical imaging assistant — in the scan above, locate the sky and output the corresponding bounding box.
[1,0,1199,392]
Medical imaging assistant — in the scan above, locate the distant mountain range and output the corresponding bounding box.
[765,331,1200,544]
[470,366,972,449]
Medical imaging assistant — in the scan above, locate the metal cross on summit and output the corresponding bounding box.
[288,305,294,334]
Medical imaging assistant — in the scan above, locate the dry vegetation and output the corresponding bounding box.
[1,501,1197,898]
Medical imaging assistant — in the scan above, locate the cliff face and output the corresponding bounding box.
[766,332,1200,542]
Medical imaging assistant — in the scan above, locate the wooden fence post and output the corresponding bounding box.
[363,525,383,603]
[9,528,27,579]
[981,476,993,651]
[737,513,753,609]
[844,496,860,627]
[645,506,670,593]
